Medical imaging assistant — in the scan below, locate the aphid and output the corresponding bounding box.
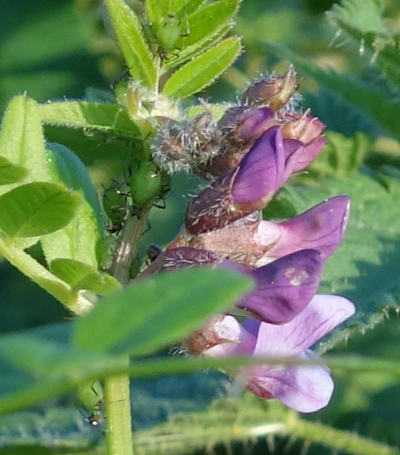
[78,381,104,429]
[102,180,130,233]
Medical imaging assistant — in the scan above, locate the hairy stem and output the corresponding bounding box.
[286,414,400,455]
[105,210,150,455]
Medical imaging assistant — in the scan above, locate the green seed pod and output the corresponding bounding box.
[130,161,162,206]
[102,185,127,226]
[78,381,103,413]
[154,15,181,52]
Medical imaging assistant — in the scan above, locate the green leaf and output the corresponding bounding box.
[0,156,27,185]
[0,95,57,248]
[0,182,81,238]
[329,0,387,36]
[145,0,171,25]
[172,0,207,17]
[39,101,140,137]
[327,0,400,92]
[105,0,157,88]
[2,324,400,420]
[74,268,252,356]
[40,143,104,267]
[305,132,370,179]
[0,95,53,193]
[164,22,232,70]
[163,1,237,70]
[50,258,120,295]
[270,45,400,140]
[176,0,238,49]
[162,37,241,98]
[274,172,400,351]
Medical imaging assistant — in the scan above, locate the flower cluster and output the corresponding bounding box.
[147,67,355,413]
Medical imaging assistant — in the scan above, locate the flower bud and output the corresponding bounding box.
[241,66,298,111]
[152,113,223,174]
[199,107,275,177]
[279,111,326,174]
[280,110,325,144]
[186,127,287,234]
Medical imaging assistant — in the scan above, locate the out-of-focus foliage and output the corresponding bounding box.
[1,0,400,454]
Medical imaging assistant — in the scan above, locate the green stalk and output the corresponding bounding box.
[286,414,400,455]
[104,211,150,455]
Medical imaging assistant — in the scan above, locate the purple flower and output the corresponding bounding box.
[255,196,350,263]
[141,246,324,325]
[186,124,331,235]
[188,196,350,267]
[204,294,355,413]
[200,107,275,177]
[225,249,323,324]
[279,110,326,173]
[186,127,287,234]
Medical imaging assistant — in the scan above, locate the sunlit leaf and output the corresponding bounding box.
[50,258,119,295]
[0,95,53,193]
[0,182,81,238]
[0,156,26,185]
[74,268,251,356]
[163,37,241,98]
[176,0,238,49]
[105,0,157,88]
[39,101,140,137]
[172,0,207,17]
[40,143,104,267]
[145,0,171,26]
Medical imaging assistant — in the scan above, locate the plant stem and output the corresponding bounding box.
[286,414,400,455]
[105,210,150,455]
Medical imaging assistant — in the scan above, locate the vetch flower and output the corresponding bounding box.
[185,196,350,267]
[226,248,324,324]
[145,63,355,414]
[186,127,287,234]
[204,294,355,413]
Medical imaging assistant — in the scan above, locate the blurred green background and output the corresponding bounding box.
[0,0,399,453]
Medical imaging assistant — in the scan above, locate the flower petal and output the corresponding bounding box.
[260,196,351,260]
[252,294,355,356]
[247,350,334,412]
[292,136,327,173]
[237,249,324,324]
[231,126,285,210]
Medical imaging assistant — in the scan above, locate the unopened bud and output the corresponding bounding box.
[279,110,325,144]
[186,127,286,234]
[241,66,298,111]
